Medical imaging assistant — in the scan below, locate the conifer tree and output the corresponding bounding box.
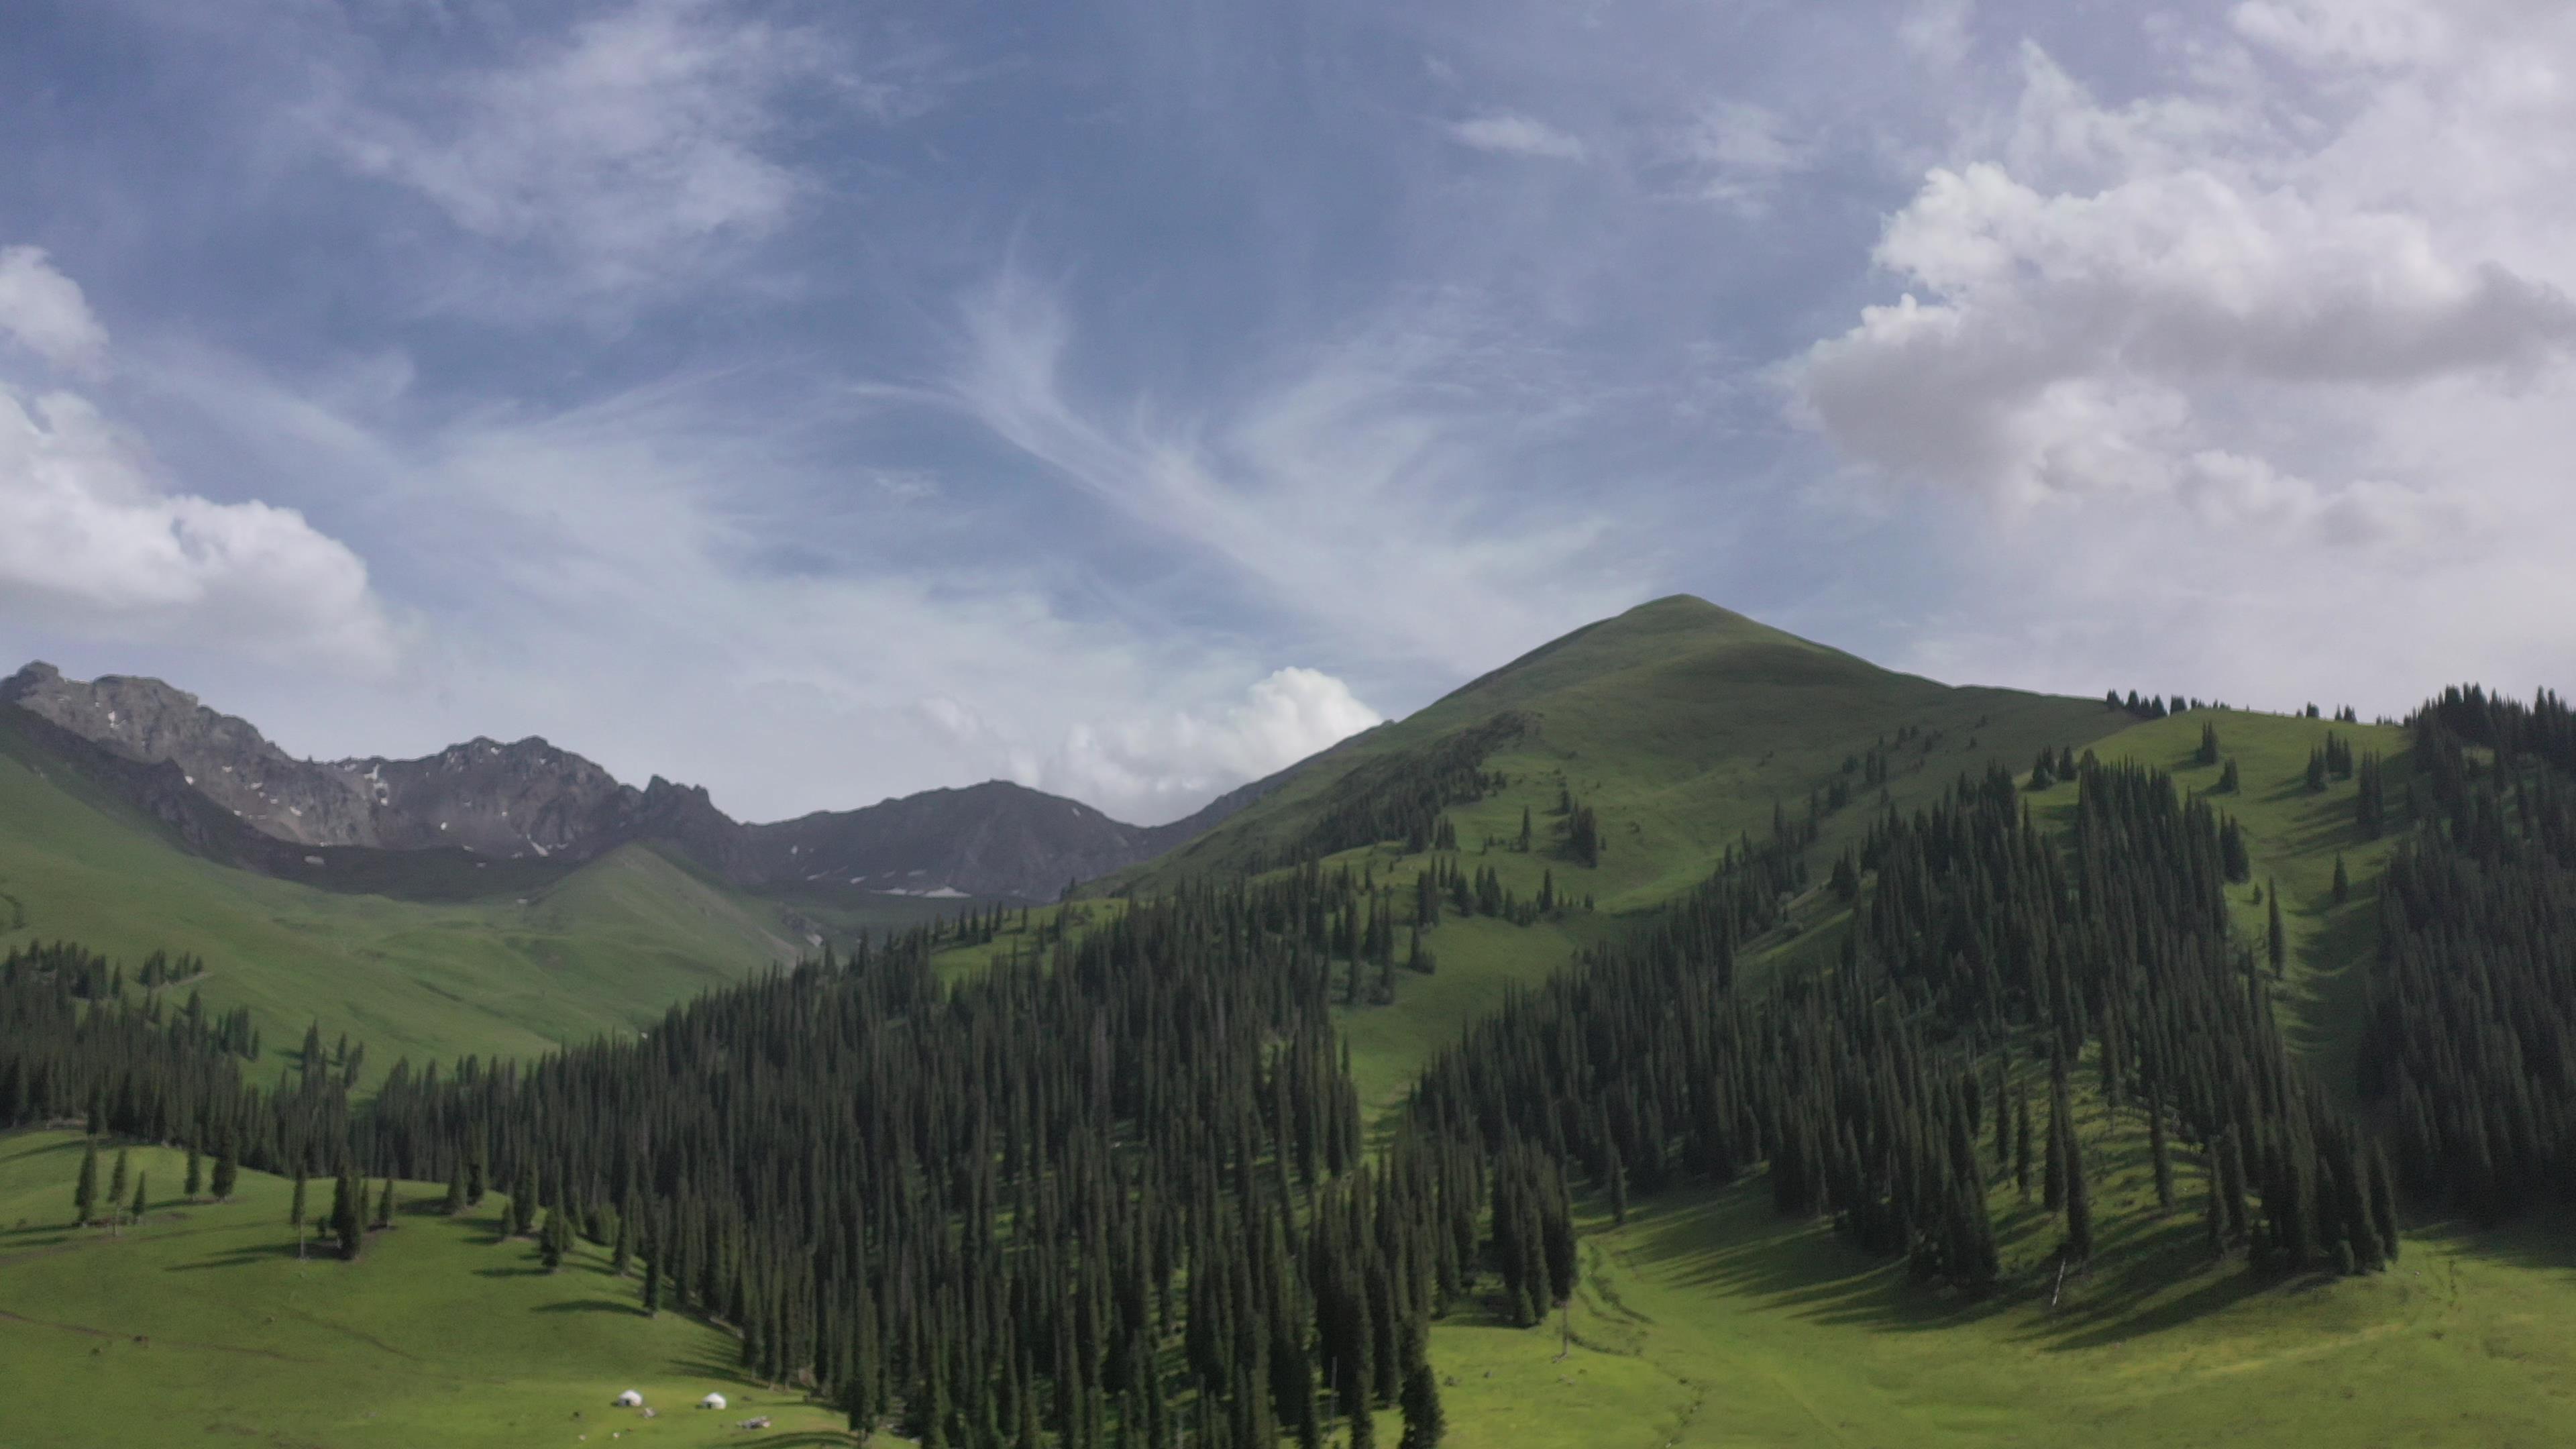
[210,1142,237,1203]
[1397,1320,1444,1449]
[109,1147,129,1210]
[2149,1095,2174,1210]
[184,1143,203,1200]
[540,1208,569,1272]
[2331,855,2351,905]
[331,1171,363,1261]
[2013,1095,2034,1201]
[2063,1130,2095,1261]
[511,1161,538,1236]
[290,1168,307,1228]
[131,1170,148,1226]
[72,1139,98,1226]
[443,1163,467,1216]
[376,1177,396,1229]
[2267,881,2286,977]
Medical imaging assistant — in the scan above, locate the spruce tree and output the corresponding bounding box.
[511,1161,538,1237]
[290,1169,308,1228]
[540,1208,568,1272]
[109,1147,129,1210]
[1396,1320,1444,1449]
[331,1171,364,1261]
[130,1171,148,1226]
[443,1163,467,1216]
[210,1143,237,1203]
[2012,1096,2033,1201]
[184,1144,203,1200]
[2331,855,2351,906]
[72,1140,99,1226]
[376,1177,396,1229]
[2148,1097,2174,1210]
[2063,1132,2095,1261]
[2266,881,2286,977]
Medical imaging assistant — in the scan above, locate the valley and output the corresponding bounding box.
[5,598,2572,1449]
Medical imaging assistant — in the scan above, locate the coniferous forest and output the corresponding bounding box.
[13,686,2576,1442]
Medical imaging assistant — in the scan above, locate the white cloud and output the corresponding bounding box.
[325,0,941,291]
[1040,667,1383,823]
[0,248,110,377]
[1788,3,2576,713]
[1445,112,1589,161]
[1670,101,1810,211]
[0,384,394,670]
[943,268,1642,683]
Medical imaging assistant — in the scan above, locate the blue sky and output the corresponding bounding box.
[4,0,2573,824]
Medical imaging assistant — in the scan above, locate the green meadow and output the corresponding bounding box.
[0,1132,843,1448]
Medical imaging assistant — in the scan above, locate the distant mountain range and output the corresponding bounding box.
[0,661,1273,901]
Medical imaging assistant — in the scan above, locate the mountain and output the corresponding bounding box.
[1112,594,2131,903]
[0,661,1264,902]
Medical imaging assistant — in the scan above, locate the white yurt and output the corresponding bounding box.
[613,1391,644,1407]
[699,1393,728,1410]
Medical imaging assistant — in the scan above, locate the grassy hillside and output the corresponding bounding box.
[0,1130,841,1448]
[0,715,920,1084]
[1087,597,2140,1113]
[1123,597,2128,906]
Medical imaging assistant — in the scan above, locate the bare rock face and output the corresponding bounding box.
[3,662,378,845]
[0,661,1270,900]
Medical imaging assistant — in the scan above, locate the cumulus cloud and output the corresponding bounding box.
[1445,112,1589,161]
[1039,667,1383,824]
[0,384,394,670]
[0,248,110,377]
[1788,5,2576,710]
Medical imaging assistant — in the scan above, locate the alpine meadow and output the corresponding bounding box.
[9,3,2576,1448]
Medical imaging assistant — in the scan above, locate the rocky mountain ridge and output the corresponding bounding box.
[0,661,1265,900]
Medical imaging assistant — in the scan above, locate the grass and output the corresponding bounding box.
[0,716,961,1089]
[1425,1037,2576,1449]
[0,1130,849,1448]
[1422,1177,2576,1449]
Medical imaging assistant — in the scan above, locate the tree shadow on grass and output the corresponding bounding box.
[532,1297,648,1316]
[163,1240,311,1271]
[1619,1184,2020,1335]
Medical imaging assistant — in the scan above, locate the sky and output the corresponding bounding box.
[3,0,2573,826]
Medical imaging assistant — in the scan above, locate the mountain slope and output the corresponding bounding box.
[0,708,822,1077]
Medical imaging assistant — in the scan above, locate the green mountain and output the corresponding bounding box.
[1125,596,2127,904]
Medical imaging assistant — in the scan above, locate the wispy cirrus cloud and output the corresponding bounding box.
[1444,111,1589,162]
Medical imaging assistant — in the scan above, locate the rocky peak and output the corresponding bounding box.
[5,660,1263,900]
